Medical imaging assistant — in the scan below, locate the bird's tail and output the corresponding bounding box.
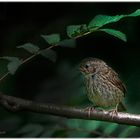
[118,102,127,111]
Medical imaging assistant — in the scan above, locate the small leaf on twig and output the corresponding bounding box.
[0,57,22,75]
[100,28,127,42]
[129,9,140,17]
[41,34,60,45]
[17,43,40,54]
[58,39,76,48]
[40,49,57,62]
[88,15,123,29]
[88,9,140,29]
[67,24,88,38]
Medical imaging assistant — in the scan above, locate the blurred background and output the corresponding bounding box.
[0,2,140,138]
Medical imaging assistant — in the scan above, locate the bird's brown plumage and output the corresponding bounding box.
[79,57,126,111]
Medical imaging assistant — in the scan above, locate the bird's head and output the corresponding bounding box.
[79,57,107,75]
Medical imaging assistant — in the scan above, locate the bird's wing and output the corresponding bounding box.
[105,67,126,96]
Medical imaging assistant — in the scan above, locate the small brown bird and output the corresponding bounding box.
[79,57,126,113]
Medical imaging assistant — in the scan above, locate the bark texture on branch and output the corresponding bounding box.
[0,92,140,127]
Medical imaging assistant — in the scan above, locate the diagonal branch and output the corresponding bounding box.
[0,29,95,83]
[0,92,140,127]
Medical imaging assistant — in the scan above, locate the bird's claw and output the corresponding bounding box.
[84,106,95,118]
[108,109,118,119]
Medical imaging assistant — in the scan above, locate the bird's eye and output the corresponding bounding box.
[85,64,89,69]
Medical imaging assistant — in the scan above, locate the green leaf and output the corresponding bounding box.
[58,39,76,48]
[67,24,87,38]
[88,15,123,29]
[41,34,60,45]
[129,9,140,16]
[118,126,137,137]
[103,123,118,135]
[100,28,127,42]
[16,124,43,137]
[88,9,140,29]
[0,57,22,75]
[51,129,68,137]
[77,120,101,131]
[66,119,79,129]
[17,43,40,54]
[40,49,57,62]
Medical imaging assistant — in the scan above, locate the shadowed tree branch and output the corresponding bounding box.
[0,92,140,127]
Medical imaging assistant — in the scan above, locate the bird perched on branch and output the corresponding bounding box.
[79,58,126,114]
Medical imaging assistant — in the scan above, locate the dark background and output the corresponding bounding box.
[0,2,140,137]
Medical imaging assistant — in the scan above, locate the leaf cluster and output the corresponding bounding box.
[0,9,140,77]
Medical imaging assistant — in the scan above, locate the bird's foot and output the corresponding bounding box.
[108,108,118,119]
[84,106,96,118]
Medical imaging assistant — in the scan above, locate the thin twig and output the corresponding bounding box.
[0,72,9,82]
[0,29,97,83]
[0,92,140,127]
[21,54,37,64]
